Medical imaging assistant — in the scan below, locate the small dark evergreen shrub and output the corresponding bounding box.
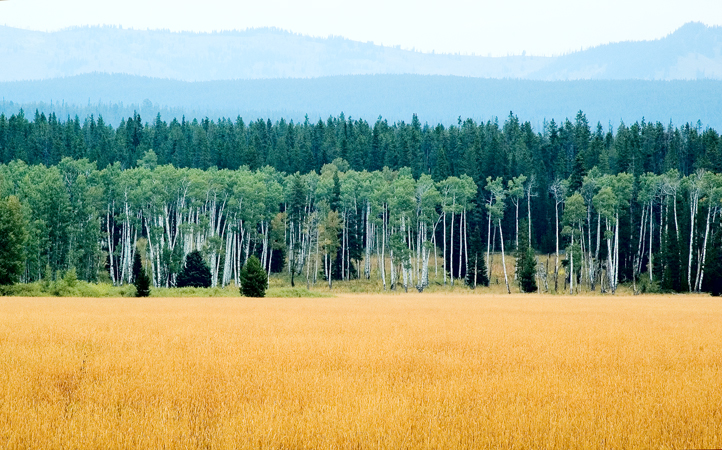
[240,255,267,297]
[517,247,538,293]
[176,250,212,288]
[133,252,151,297]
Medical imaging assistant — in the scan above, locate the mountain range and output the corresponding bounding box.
[1,22,721,82]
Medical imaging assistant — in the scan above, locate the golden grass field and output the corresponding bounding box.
[1,293,720,449]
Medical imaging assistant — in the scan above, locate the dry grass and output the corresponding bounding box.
[1,294,720,449]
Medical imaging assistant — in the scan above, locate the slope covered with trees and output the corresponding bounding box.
[1,109,722,294]
[3,75,722,129]
[1,22,720,82]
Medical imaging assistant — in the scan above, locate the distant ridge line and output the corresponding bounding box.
[1,22,721,82]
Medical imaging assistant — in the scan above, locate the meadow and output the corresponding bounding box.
[1,293,720,449]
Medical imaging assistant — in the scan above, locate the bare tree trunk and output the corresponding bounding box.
[554,200,560,292]
[433,231,438,278]
[688,190,699,292]
[463,210,469,281]
[605,218,614,293]
[450,205,455,286]
[527,192,532,247]
[443,212,447,285]
[636,206,647,277]
[380,205,387,289]
[515,200,519,250]
[457,212,463,280]
[341,209,347,282]
[696,204,712,292]
[614,214,620,293]
[486,210,492,283]
[649,201,654,282]
[498,220,511,294]
[569,233,574,295]
[364,200,371,280]
[107,203,117,285]
[314,228,320,285]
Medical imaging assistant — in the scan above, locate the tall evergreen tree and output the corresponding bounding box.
[568,152,586,192]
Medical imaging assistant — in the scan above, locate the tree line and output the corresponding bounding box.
[1,109,722,294]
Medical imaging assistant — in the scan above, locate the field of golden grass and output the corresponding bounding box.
[1,293,720,449]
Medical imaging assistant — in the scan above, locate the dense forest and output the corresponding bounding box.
[1,108,722,294]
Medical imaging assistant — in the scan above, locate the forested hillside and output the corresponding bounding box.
[1,22,720,81]
[1,109,722,294]
[3,75,722,128]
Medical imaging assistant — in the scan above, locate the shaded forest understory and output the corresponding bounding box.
[2,108,722,294]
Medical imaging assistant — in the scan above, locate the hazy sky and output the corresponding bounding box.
[2,0,721,56]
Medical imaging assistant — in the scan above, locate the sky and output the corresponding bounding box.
[1,0,721,56]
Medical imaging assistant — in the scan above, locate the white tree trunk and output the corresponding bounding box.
[498,220,511,294]
[696,205,712,292]
[569,233,574,295]
[649,201,654,282]
[443,212,447,285]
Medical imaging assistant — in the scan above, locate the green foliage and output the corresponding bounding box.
[563,193,587,228]
[176,250,212,288]
[637,276,661,294]
[1,279,136,297]
[240,255,267,297]
[4,108,722,299]
[0,195,27,285]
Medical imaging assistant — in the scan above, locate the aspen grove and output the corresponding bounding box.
[2,110,722,293]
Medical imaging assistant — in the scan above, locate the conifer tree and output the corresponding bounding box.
[240,255,267,297]
[176,250,212,288]
[569,152,586,193]
[133,252,151,297]
[515,222,537,293]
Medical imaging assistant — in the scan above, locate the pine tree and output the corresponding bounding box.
[515,223,538,293]
[240,255,267,297]
[176,250,212,288]
[133,252,151,297]
[569,152,586,193]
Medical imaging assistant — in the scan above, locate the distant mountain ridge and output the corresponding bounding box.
[1,22,721,82]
